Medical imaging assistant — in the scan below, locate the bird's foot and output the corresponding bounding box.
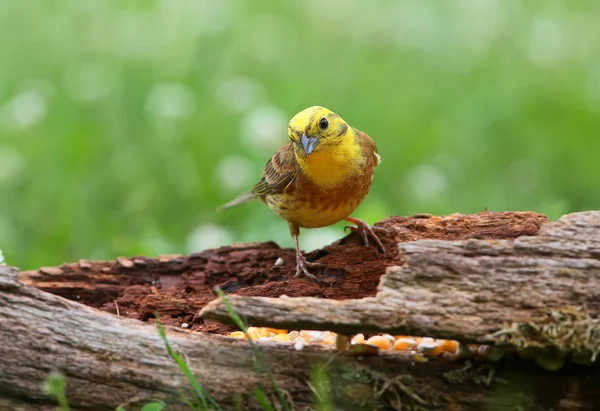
[344,217,388,255]
[295,253,324,285]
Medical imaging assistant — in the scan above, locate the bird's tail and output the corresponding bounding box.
[218,191,257,211]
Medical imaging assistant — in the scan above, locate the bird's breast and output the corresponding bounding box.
[265,171,374,229]
[296,144,365,189]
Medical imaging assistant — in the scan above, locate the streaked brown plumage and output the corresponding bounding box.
[220,106,385,283]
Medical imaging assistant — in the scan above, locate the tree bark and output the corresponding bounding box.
[201,211,600,343]
[17,212,548,332]
[3,211,600,410]
[2,263,600,411]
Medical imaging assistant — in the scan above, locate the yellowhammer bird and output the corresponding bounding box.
[220,106,386,283]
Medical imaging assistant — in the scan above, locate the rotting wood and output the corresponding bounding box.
[200,211,600,345]
[18,212,548,332]
[2,265,600,411]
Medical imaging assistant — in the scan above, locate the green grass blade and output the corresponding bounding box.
[141,402,166,411]
[310,362,334,411]
[156,314,221,410]
[214,287,248,333]
[178,389,201,410]
[42,372,70,411]
[215,287,291,411]
[252,388,275,411]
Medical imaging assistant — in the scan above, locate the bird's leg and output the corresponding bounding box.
[289,223,324,285]
[344,217,388,255]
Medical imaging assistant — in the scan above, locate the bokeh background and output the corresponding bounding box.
[1,0,599,270]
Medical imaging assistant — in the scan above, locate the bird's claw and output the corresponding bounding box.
[294,253,324,285]
[344,220,388,255]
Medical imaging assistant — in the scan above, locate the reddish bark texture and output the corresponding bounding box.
[19,212,548,334]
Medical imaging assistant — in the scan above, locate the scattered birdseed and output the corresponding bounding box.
[224,327,464,360]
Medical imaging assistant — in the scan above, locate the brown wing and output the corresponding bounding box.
[355,129,381,168]
[252,141,297,197]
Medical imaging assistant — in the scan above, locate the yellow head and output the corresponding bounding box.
[288,106,351,158]
[287,106,364,186]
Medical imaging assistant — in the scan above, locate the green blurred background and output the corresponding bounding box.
[1,0,599,270]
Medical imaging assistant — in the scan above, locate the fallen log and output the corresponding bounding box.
[18,212,548,332]
[2,211,599,410]
[2,263,600,411]
[201,211,600,342]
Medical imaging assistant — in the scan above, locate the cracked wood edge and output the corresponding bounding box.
[14,211,548,334]
[2,266,600,411]
[1,265,306,410]
[200,211,600,343]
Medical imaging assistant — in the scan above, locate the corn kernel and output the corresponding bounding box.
[366,335,393,350]
[426,346,445,357]
[228,331,246,339]
[265,328,288,335]
[322,335,337,345]
[351,333,365,344]
[246,327,261,340]
[393,337,417,351]
[440,340,459,355]
[300,330,323,342]
[271,333,291,343]
[293,336,306,351]
[418,338,443,356]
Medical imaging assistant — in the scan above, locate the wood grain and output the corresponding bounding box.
[5,211,600,410]
[201,211,600,343]
[2,264,600,410]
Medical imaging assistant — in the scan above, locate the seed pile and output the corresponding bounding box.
[226,327,490,361]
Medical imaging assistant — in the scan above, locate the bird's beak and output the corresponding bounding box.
[300,134,318,156]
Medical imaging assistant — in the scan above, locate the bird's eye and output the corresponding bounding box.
[319,117,329,130]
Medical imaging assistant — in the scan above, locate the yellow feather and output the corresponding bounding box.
[296,131,364,188]
[290,106,365,188]
[218,105,385,282]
